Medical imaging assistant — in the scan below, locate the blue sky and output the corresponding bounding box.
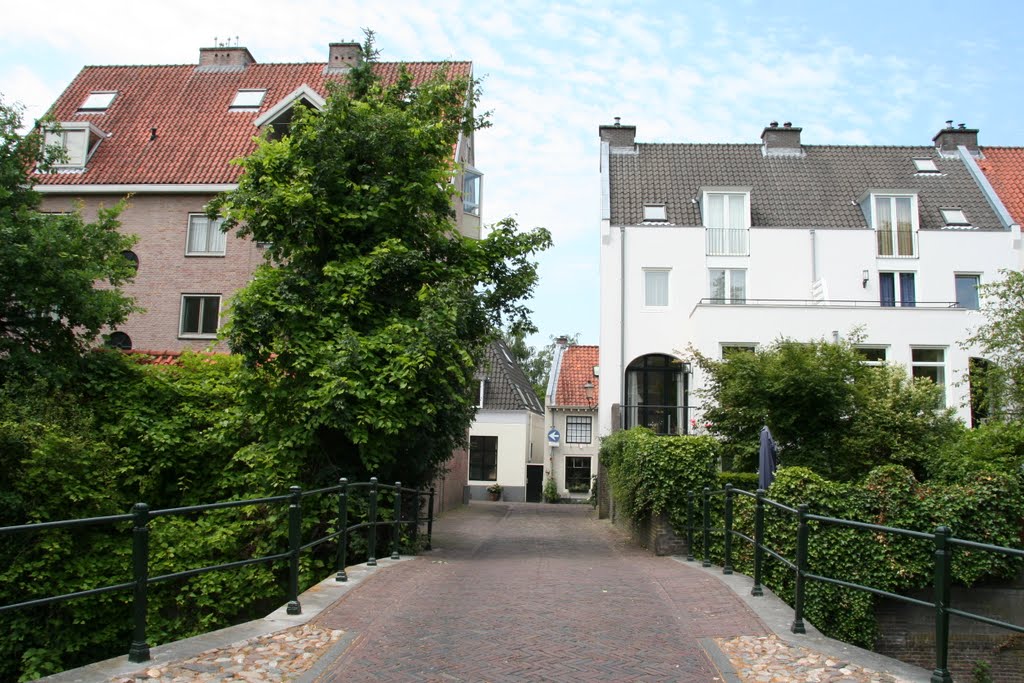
[3,0,1024,349]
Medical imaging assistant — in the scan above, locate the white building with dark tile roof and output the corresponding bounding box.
[467,339,545,502]
[598,120,1021,436]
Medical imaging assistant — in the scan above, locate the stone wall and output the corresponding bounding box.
[874,582,1024,682]
[613,509,688,556]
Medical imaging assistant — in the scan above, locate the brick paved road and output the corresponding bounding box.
[310,502,768,682]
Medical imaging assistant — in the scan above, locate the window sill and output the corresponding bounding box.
[178,333,218,339]
[185,253,226,258]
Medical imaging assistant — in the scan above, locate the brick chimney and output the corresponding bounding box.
[933,121,980,157]
[599,117,637,148]
[197,46,256,71]
[761,121,803,156]
[327,42,362,73]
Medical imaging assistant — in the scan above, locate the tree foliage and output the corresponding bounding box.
[694,336,960,481]
[963,269,1024,420]
[501,330,580,403]
[0,96,137,383]
[208,34,550,487]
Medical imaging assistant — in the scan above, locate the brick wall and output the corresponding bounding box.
[613,509,688,556]
[874,583,1024,682]
[40,193,265,352]
[432,445,468,515]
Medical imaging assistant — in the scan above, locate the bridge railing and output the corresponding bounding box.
[687,484,1024,683]
[0,477,433,664]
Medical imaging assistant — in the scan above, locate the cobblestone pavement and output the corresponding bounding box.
[104,503,919,682]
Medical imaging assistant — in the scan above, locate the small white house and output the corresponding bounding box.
[467,340,545,502]
[545,340,600,500]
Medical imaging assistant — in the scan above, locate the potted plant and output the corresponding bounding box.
[486,483,503,501]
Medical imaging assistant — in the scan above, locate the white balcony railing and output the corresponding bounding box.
[706,227,749,256]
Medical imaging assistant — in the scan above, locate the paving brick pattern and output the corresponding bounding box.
[310,503,769,682]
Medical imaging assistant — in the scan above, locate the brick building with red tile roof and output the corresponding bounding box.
[35,42,480,354]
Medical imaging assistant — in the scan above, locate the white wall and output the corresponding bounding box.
[599,221,1019,433]
[546,408,599,496]
[469,411,540,488]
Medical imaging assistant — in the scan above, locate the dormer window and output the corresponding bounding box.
[643,204,667,221]
[869,193,918,258]
[702,188,751,256]
[913,158,939,173]
[230,89,266,109]
[463,168,482,216]
[254,85,326,140]
[940,208,970,227]
[79,91,116,112]
[43,122,106,169]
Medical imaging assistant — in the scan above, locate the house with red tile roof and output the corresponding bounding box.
[543,339,599,501]
[35,42,480,353]
[977,147,1024,250]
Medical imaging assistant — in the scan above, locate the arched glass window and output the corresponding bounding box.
[106,331,132,350]
[624,354,690,434]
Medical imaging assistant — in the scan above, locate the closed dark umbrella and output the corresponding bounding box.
[758,426,778,491]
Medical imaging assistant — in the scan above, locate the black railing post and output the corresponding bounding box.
[931,526,954,683]
[702,486,711,567]
[426,486,435,551]
[128,503,150,663]
[392,481,402,560]
[685,492,695,562]
[336,478,349,582]
[411,489,420,549]
[287,486,302,615]
[723,484,734,575]
[367,477,378,566]
[751,489,765,597]
[791,504,808,634]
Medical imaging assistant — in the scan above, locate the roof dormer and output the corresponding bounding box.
[253,85,326,139]
[42,122,107,169]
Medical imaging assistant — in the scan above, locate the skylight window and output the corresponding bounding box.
[643,204,667,221]
[941,208,969,226]
[913,159,939,173]
[79,91,116,111]
[230,89,266,109]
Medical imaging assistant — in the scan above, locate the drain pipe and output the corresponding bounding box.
[620,224,626,417]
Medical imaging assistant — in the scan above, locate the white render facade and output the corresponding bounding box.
[598,122,1022,437]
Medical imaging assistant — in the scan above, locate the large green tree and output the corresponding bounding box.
[694,336,960,481]
[210,35,551,487]
[963,269,1024,420]
[0,97,137,383]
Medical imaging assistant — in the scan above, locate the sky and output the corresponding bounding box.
[3,0,1024,349]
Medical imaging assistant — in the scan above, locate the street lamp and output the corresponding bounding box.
[583,381,595,407]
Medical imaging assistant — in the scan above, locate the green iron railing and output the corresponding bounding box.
[688,484,1024,683]
[0,477,434,664]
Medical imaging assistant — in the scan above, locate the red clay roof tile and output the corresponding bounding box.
[554,345,599,407]
[978,147,1024,227]
[35,61,471,187]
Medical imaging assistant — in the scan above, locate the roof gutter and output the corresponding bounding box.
[35,183,238,194]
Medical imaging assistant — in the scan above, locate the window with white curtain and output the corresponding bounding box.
[873,195,917,257]
[186,214,226,256]
[709,269,746,304]
[911,347,946,406]
[644,269,669,307]
[704,191,749,255]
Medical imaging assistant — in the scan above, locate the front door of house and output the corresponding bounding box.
[526,464,543,502]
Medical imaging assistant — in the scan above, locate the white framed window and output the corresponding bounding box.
[564,456,592,493]
[954,273,980,310]
[940,208,969,227]
[879,272,915,307]
[644,269,669,307]
[186,214,227,256]
[913,159,939,173]
[180,295,221,337]
[855,346,887,365]
[703,190,750,256]
[79,91,116,111]
[463,168,482,216]
[911,347,946,406]
[643,204,667,221]
[709,269,746,304]
[872,194,918,257]
[565,416,592,444]
[230,89,266,108]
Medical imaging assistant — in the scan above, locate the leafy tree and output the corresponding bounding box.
[694,336,960,481]
[210,34,551,488]
[963,269,1024,420]
[0,96,137,383]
